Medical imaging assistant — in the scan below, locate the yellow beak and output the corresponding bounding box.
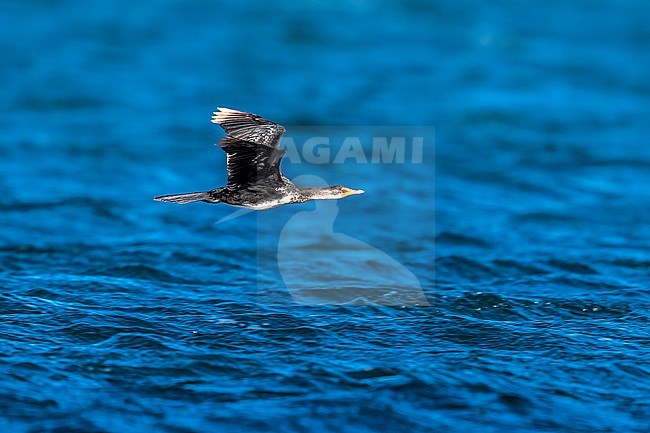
[342,188,365,198]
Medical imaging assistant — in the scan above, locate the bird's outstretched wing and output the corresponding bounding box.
[211,107,285,148]
[218,136,286,188]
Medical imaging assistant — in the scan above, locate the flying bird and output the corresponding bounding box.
[154,107,364,210]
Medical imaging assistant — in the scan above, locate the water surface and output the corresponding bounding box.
[1,1,649,432]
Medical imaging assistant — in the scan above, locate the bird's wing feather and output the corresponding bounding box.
[218,136,286,187]
[212,107,285,148]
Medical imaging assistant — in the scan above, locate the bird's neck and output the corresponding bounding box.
[297,186,340,201]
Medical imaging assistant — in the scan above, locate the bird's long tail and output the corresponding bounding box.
[154,191,212,204]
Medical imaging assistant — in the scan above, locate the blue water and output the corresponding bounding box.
[1,0,649,431]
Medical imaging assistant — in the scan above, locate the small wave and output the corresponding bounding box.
[545,259,598,275]
[435,231,490,248]
[91,265,193,284]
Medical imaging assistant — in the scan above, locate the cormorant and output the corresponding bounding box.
[154,107,364,210]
